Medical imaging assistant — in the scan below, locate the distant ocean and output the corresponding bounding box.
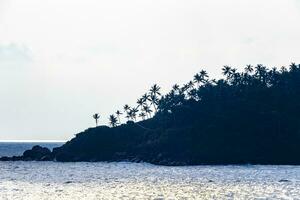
[1,142,300,199]
[0,141,64,157]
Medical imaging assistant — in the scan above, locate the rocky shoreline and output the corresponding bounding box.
[0,145,189,165]
[0,145,53,161]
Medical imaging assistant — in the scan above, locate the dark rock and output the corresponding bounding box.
[11,156,22,161]
[40,155,52,161]
[279,179,290,182]
[54,152,75,162]
[0,156,10,161]
[23,145,51,160]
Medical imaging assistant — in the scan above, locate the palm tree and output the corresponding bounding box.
[193,73,202,86]
[92,113,100,127]
[199,70,208,82]
[280,66,287,73]
[139,112,146,120]
[142,93,150,102]
[116,110,122,124]
[149,84,161,113]
[222,65,232,76]
[132,107,139,120]
[245,65,254,74]
[290,63,298,71]
[142,105,152,118]
[172,84,180,93]
[124,104,130,113]
[150,84,161,96]
[187,81,194,90]
[149,94,159,113]
[109,114,118,127]
[136,98,144,108]
[128,108,138,121]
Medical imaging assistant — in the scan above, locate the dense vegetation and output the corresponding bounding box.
[21,63,300,165]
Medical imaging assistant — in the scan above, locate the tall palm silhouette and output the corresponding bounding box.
[199,70,208,83]
[131,107,139,121]
[142,93,150,102]
[149,94,159,113]
[116,110,122,124]
[193,73,202,86]
[139,112,146,120]
[149,84,161,113]
[136,98,144,108]
[93,113,100,127]
[142,105,152,118]
[109,114,118,127]
[245,65,254,74]
[127,108,138,121]
[187,81,194,90]
[172,84,180,93]
[150,84,161,96]
[222,65,232,77]
[124,104,130,115]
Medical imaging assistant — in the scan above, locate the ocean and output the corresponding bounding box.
[0,141,64,157]
[1,142,300,199]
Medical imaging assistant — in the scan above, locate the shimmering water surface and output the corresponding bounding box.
[1,161,300,199]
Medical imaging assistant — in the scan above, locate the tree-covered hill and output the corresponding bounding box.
[49,63,300,165]
[2,63,300,165]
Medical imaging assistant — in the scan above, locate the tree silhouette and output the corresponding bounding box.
[172,84,180,94]
[139,112,146,120]
[149,94,159,113]
[109,114,118,127]
[222,65,232,76]
[199,70,208,83]
[142,105,152,118]
[245,64,254,74]
[93,113,100,127]
[149,84,161,113]
[116,110,122,124]
[137,98,144,108]
[150,84,161,96]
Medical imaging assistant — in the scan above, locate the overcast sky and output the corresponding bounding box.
[0,0,300,140]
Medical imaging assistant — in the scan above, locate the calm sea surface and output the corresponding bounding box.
[1,142,300,199]
[0,142,63,157]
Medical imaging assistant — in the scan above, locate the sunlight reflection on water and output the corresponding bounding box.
[0,162,300,199]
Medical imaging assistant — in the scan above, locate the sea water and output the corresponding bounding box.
[0,142,300,199]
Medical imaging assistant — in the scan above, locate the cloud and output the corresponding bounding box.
[0,43,33,67]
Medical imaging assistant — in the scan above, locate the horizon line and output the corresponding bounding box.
[0,140,66,143]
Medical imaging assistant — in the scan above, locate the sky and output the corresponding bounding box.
[0,0,300,140]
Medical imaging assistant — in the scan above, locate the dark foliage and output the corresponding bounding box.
[51,63,300,164]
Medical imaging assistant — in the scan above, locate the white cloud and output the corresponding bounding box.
[0,43,32,67]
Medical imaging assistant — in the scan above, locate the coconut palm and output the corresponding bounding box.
[123,104,130,115]
[150,84,161,96]
[92,113,100,127]
[139,112,147,120]
[136,98,144,108]
[290,63,298,72]
[128,108,138,121]
[199,70,208,82]
[187,81,194,89]
[141,93,150,103]
[172,84,180,93]
[116,110,122,124]
[149,94,159,113]
[245,65,254,74]
[222,65,232,76]
[193,73,202,86]
[109,114,118,127]
[142,105,153,118]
